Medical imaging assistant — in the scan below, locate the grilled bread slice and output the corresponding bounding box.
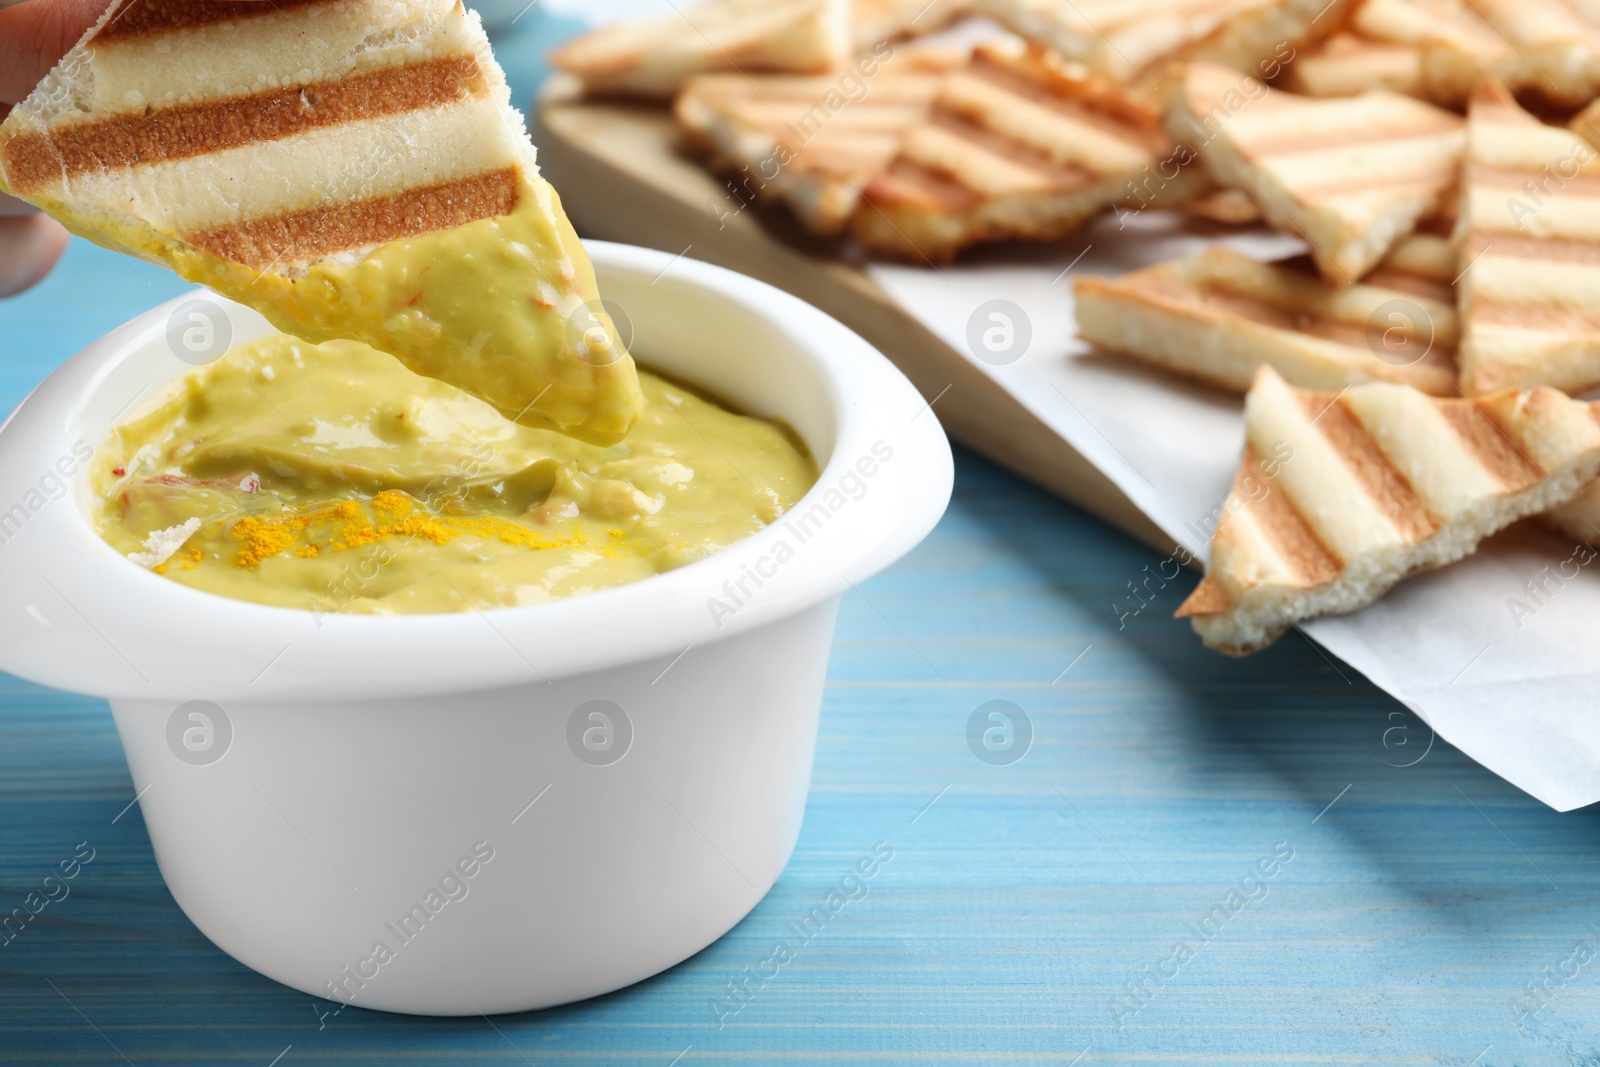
[1351,0,1529,104]
[1169,63,1464,286]
[973,0,1343,84]
[1456,81,1600,396]
[550,0,850,100]
[1074,237,1459,394]
[0,0,642,443]
[1433,0,1600,107]
[1178,366,1600,655]
[973,0,1253,81]
[676,46,963,233]
[853,41,1205,261]
[1284,33,1424,97]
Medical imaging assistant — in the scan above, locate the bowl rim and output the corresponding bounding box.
[0,241,953,702]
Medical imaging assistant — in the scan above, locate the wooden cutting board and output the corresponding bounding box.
[533,75,1168,552]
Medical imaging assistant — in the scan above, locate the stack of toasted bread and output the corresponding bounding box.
[559,0,1600,655]
[1085,72,1600,654]
[556,0,1347,259]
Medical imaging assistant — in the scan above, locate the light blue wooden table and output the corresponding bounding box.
[4,14,1600,1066]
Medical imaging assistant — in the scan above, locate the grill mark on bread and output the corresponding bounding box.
[1231,118,1464,161]
[1469,299,1600,331]
[1237,446,1345,586]
[865,158,981,210]
[1080,248,1460,393]
[1298,391,1440,541]
[1170,267,1453,359]
[1,56,485,194]
[1290,164,1463,201]
[1436,400,1543,490]
[853,42,1180,257]
[1457,81,1600,395]
[764,102,933,136]
[923,109,1101,188]
[780,138,900,174]
[963,54,1163,151]
[675,60,958,232]
[1180,278,1375,349]
[1469,165,1600,199]
[1466,232,1600,263]
[185,167,519,268]
[97,0,345,39]
[861,46,1161,207]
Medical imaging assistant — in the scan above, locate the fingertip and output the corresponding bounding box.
[0,215,70,298]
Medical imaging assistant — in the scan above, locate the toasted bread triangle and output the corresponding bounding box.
[550,0,850,100]
[1178,366,1600,654]
[0,0,642,443]
[1456,81,1600,397]
[852,41,1204,261]
[675,45,964,233]
[1168,63,1464,286]
[1074,237,1460,394]
[974,0,1349,83]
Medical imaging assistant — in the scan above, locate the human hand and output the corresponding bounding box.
[0,0,116,297]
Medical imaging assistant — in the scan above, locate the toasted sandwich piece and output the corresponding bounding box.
[853,41,1205,261]
[550,0,850,100]
[1074,238,1458,394]
[1177,366,1600,655]
[854,0,972,48]
[1284,33,1424,97]
[676,47,963,233]
[1168,63,1465,286]
[1457,81,1600,396]
[0,0,642,443]
[973,0,1345,84]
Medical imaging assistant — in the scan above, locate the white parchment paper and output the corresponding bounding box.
[867,211,1600,812]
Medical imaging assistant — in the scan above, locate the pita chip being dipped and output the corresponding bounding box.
[0,0,643,442]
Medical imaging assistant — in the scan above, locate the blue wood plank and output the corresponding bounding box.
[4,11,1600,1066]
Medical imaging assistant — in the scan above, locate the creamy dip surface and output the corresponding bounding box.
[167,173,646,445]
[93,334,817,614]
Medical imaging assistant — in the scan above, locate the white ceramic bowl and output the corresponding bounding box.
[0,242,951,1015]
